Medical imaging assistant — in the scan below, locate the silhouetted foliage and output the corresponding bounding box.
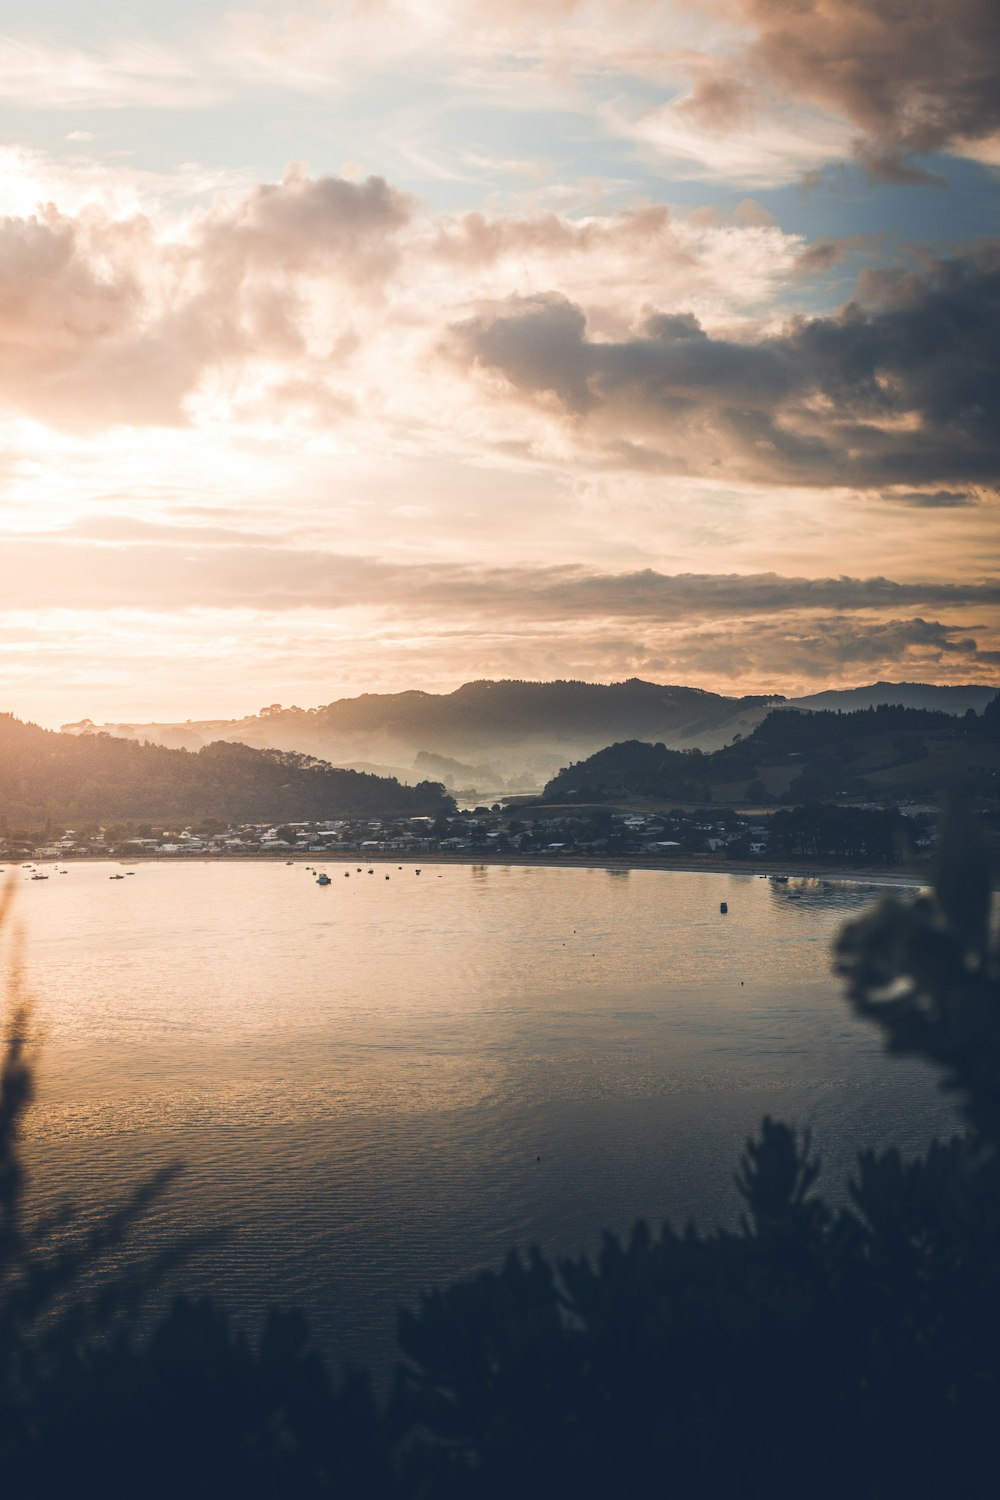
[1,803,999,1496]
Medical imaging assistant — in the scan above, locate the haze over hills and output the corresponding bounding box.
[60,679,999,798]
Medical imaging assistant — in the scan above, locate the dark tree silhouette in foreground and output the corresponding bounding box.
[1,803,998,1496]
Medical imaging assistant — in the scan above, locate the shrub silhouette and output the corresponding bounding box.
[1,807,998,1498]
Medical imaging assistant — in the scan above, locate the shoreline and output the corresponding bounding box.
[14,849,932,888]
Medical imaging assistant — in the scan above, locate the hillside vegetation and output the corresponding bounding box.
[0,715,452,830]
[543,699,1000,808]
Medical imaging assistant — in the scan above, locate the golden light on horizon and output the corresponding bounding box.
[0,0,996,726]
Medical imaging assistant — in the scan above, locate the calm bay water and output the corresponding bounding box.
[7,859,958,1372]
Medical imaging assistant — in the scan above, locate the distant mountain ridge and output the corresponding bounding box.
[60,678,998,796]
[791,682,999,714]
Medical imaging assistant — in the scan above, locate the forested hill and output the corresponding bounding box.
[0,714,453,829]
[543,699,1000,807]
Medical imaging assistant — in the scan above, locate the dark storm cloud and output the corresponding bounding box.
[733,0,1000,176]
[450,246,1000,487]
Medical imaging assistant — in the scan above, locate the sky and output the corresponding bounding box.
[1,0,998,726]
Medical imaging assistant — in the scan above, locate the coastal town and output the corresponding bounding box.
[4,800,935,869]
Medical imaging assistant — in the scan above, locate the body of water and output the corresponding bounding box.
[5,859,957,1372]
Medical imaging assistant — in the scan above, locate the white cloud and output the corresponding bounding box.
[605,97,856,187]
[0,35,221,110]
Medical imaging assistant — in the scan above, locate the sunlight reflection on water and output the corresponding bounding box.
[11,860,956,1372]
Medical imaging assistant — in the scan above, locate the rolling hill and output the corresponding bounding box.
[61,678,998,795]
[0,714,452,831]
[541,698,1000,809]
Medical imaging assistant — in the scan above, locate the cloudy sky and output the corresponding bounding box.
[2,0,998,725]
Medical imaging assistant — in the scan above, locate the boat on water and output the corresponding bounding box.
[109,874,125,880]
[720,901,728,913]
[316,873,332,886]
[31,874,48,881]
